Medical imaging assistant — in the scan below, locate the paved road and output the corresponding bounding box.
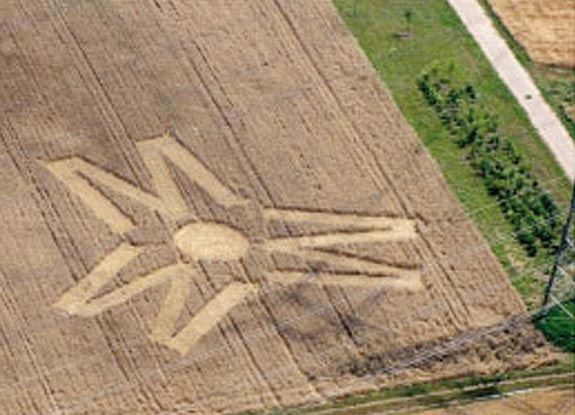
[447,0,575,182]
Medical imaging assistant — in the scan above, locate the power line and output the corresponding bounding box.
[1,200,565,393]
[42,273,575,415]
[542,181,575,310]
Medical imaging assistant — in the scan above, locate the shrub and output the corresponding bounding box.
[418,67,562,256]
[535,298,575,353]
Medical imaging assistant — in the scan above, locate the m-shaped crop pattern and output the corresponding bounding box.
[45,132,422,355]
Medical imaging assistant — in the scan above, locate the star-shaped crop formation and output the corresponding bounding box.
[44,132,421,354]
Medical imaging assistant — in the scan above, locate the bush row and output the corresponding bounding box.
[418,67,561,256]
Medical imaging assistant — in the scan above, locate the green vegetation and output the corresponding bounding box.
[476,0,575,140]
[331,0,571,307]
[330,0,574,355]
[309,7,575,414]
[535,298,575,352]
[512,274,545,309]
[418,66,561,257]
[240,362,574,415]
[537,72,575,139]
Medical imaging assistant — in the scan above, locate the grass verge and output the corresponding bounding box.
[331,0,572,308]
[256,3,575,414]
[239,363,574,415]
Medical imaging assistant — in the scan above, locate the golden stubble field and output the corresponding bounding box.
[487,0,575,67]
[0,0,550,414]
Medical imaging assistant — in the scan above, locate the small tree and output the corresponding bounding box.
[405,9,413,34]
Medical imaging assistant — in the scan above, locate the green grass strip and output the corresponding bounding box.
[332,0,572,307]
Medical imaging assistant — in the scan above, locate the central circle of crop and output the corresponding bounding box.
[174,223,249,261]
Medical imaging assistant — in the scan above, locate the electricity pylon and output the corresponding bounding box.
[541,181,575,312]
